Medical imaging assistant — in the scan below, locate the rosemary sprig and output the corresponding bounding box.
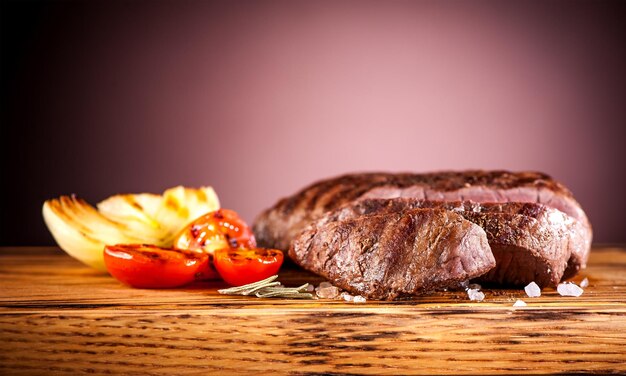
[218,275,315,299]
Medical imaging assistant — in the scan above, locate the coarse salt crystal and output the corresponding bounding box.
[306,284,315,292]
[316,286,340,299]
[513,299,527,307]
[318,281,333,289]
[467,288,485,302]
[557,282,584,297]
[524,282,541,298]
[339,292,354,302]
[580,277,589,288]
[353,295,366,303]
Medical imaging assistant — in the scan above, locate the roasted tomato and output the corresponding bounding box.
[214,247,284,286]
[103,244,210,288]
[174,209,256,279]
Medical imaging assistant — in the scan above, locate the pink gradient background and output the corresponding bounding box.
[1,1,625,244]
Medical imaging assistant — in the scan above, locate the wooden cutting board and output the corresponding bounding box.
[0,246,625,375]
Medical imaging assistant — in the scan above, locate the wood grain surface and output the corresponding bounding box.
[1,246,625,375]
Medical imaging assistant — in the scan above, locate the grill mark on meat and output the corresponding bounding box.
[354,236,377,280]
[323,219,358,272]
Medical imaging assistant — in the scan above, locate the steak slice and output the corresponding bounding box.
[253,170,592,276]
[315,198,586,287]
[289,208,495,300]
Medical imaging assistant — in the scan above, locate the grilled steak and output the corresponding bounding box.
[253,170,592,273]
[289,208,495,300]
[310,198,588,286]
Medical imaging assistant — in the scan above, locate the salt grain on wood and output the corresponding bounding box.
[340,292,354,302]
[580,277,589,288]
[524,282,541,298]
[318,282,333,289]
[467,288,485,302]
[513,300,527,307]
[316,286,340,299]
[353,295,366,303]
[557,282,584,297]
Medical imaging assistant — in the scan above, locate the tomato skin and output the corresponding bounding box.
[174,209,256,279]
[103,244,209,288]
[214,248,284,286]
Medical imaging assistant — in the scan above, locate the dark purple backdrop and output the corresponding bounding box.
[1,0,625,245]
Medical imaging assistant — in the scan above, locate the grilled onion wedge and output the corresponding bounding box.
[43,186,220,271]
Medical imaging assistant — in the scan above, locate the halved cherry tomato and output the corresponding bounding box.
[103,244,210,288]
[214,248,284,286]
[174,209,256,279]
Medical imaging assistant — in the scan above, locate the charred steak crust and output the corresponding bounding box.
[289,208,495,300]
[253,170,592,262]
